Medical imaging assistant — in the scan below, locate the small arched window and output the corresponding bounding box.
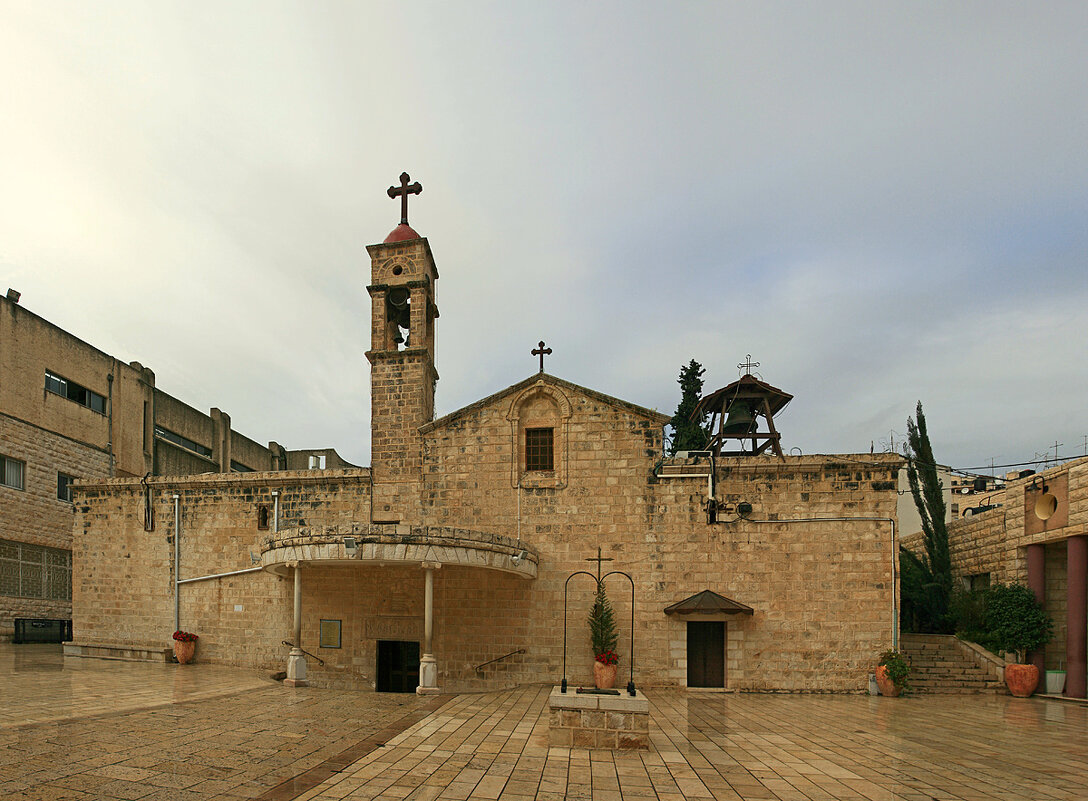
[508,380,571,488]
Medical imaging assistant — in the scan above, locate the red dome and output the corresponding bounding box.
[383,223,421,243]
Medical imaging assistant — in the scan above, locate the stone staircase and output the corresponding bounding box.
[899,633,1006,694]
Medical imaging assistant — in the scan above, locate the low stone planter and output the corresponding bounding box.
[548,687,648,750]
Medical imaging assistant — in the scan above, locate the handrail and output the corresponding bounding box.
[474,648,526,672]
[282,640,325,666]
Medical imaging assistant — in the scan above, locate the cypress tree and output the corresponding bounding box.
[669,359,710,455]
[899,401,955,633]
[588,582,618,659]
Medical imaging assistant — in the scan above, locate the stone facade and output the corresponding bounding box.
[68,217,904,694]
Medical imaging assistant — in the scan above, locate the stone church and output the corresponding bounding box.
[67,176,902,693]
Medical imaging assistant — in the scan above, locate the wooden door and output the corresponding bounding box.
[687,621,725,688]
[376,640,421,692]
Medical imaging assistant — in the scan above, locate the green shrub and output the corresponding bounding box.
[879,650,911,691]
[951,586,1000,652]
[985,583,1053,663]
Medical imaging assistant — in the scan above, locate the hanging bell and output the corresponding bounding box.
[722,401,756,436]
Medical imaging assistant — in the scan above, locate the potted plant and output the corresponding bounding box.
[172,630,199,664]
[588,582,619,689]
[875,650,910,697]
[986,583,1053,697]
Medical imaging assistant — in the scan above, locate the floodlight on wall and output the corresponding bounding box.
[343,536,358,557]
[737,501,753,518]
[511,549,528,566]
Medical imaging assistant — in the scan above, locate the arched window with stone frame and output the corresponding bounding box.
[507,380,571,489]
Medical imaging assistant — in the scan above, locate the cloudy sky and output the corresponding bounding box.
[2,2,1086,473]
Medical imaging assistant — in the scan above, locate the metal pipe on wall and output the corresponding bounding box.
[173,493,180,632]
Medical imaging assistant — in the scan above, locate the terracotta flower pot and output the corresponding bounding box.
[1005,663,1039,697]
[593,660,617,689]
[173,640,196,665]
[874,665,899,697]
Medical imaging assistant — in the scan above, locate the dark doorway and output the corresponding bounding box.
[376,640,420,693]
[687,621,725,688]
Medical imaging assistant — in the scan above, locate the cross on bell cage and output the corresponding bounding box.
[532,341,552,373]
[387,172,422,225]
[738,354,760,376]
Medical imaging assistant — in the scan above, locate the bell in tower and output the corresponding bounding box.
[695,356,792,459]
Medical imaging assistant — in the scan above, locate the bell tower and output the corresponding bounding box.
[365,172,439,522]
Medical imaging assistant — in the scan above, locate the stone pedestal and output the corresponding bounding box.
[284,649,308,687]
[416,654,440,695]
[548,687,648,749]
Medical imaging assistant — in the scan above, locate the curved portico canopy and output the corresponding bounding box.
[261,522,539,579]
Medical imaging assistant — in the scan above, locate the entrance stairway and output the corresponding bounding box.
[899,633,1006,694]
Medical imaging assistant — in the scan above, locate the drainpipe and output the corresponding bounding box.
[743,516,899,649]
[173,493,180,632]
[271,490,280,533]
[107,373,115,476]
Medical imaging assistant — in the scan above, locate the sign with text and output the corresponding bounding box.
[365,616,424,641]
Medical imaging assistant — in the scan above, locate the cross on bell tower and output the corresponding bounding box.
[366,172,439,522]
[387,172,422,225]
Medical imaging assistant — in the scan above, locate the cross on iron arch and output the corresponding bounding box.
[738,354,760,375]
[586,546,613,583]
[387,172,422,225]
[532,340,552,373]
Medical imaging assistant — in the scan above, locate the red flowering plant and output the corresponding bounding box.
[595,649,619,666]
[172,630,199,642]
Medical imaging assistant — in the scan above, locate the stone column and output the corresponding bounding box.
[1066,536,1087,699]
[417,561,441,695]
[285,562,308,687]
[1026,543,1046,676]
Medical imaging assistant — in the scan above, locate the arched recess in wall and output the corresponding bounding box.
[507,380,572,489]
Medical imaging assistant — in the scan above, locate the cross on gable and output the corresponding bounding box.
[532,340,552,373]
[387,172,423,225]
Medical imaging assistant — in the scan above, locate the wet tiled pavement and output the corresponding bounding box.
[2,644,1087,800]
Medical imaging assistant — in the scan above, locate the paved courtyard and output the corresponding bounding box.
[1,645,1086,801]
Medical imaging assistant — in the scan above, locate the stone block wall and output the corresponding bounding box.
[548,689,649,750]
[72,470,371,669]
[70,367,901,693]
[0,415,109,638]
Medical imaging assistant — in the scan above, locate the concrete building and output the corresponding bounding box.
[0,291,350,641]
[66,190,903,693]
